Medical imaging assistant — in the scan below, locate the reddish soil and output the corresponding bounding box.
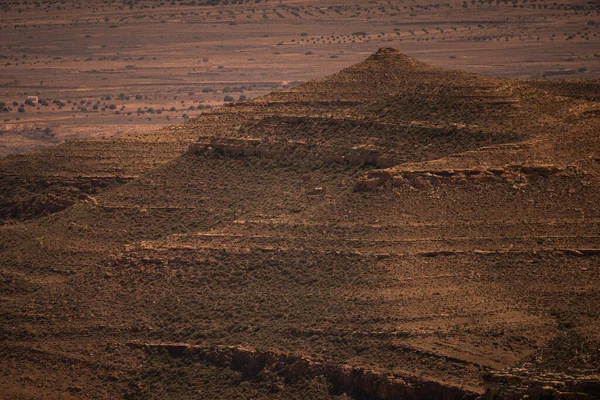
[1,46,599,398]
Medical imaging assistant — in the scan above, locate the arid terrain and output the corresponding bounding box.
[1,45,600,398]
[1,1,600,400]
[1,0,599,155]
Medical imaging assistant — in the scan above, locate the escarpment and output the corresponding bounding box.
[131,342,480,400]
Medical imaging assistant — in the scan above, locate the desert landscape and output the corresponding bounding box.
[1,0,599,156]
[1,1,600,399]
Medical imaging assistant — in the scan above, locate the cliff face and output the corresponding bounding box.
[135,342,480,400]
[133,342,600,399]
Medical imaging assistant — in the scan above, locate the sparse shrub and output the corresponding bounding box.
[223,95,234,102]
[238,95,247,101]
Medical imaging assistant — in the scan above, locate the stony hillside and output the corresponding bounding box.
[1,48,599,399]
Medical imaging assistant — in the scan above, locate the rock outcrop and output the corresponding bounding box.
[189,137,398,168]
[484,367,600,399]
[132,342,480,400]
[354,164,574,191]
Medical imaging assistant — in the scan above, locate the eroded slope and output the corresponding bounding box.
[1,48,600,399]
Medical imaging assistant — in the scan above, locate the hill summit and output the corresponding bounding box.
[365,47,438,72]
[1,49,600,399]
